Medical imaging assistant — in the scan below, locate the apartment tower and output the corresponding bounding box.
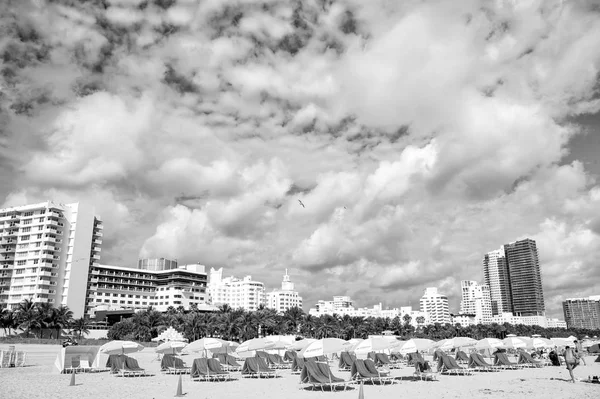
[267,269,303,313]
[0,201,102,318]
[419,287,451,324]
[483,249,512,315]
[562,296,600,329]
[459,280,493,324]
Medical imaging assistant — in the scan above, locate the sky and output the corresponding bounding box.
[1,0,600,318]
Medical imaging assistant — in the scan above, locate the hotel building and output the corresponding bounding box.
[267,269,303,313]
[483,248,512,315]
[459,280,493,324]
[0,201,102,318]
[86,260,208,316]
[207,268,266,311]
[419,287,451,324]
[562,296,600,329]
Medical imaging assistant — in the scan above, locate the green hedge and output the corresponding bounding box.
[0,337,158,347]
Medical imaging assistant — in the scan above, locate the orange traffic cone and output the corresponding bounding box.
[358,381,364,399]
[174,374,185,397]
[69,372,76,386]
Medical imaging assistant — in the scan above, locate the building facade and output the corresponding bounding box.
[0,201,102,318]
[562,296,600,329]
[207,268,265,311]
[504,239,544,316]
[86,263,208,315]
[419,287,451,324]
[266,270,303,313]
[483,248,513,315]
[137,258,178,271]
[459,280,493,324]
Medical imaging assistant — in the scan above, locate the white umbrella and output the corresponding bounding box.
[434,337,477,351]
[155,341,187,354]
[236,338,275,353]
[474,338,505,350]
[99,340,145,355]
[551,337,574,348]
[288,339,317,351]
[523,338,552,350]
[185,338,229,355]
[352,337,397,355]
[299,338,352,358]
[502,337,527,349]
[398,339,434,355]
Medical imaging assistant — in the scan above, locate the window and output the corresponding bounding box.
[23,220,31,225]
[38,217,44,222]
[17,260,26,266]
[33,259,38,264]
[36,234,42,239]
[24,212,33,217]
[21,235,30,241]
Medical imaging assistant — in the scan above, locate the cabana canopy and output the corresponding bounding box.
[54,346,103,373]
[151,326,188,342]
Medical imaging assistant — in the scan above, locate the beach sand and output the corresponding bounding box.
[1,345,598,399]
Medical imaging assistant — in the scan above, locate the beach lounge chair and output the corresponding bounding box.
[338,351,356,371]
[375,353,400,369]
[66,356,81,374]
[437,354,473,375]
[0,351,11,368]
[433,349,445,362]
[292,356,306,374]
[163,354,191,374]
[207,358,234,381]
[214,354,242,372]
[413,360,438,381]
[14,351,26,367]
[284,350,297,362]
[79,359,92,373]
[241,357,277,378]
[364,358,391,378]
[266,353,287,369]
[191,358,216,381]
[468,353,500,372]
[407,352,425,366]
[119,356,146,377]
[493,352,521,370]
[300,361,351,391]
[517,352,544,368]
[455,350,469,364]
[350,359,395,384]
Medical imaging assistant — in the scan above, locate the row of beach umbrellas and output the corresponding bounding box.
[96,334,583,358]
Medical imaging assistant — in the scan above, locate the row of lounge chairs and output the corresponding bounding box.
[107,354,147,377]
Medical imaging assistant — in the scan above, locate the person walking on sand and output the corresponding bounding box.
[574,340,586,366]
[563,346,578,383]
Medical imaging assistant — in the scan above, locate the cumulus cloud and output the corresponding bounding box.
[2,0,600,317]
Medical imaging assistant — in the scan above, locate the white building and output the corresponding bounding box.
[452,314,477,327]
[207,268,265,311]
[491,312,523,325]
[459,280,493,324]
[86,262,208,315]
[546,318,567,329]
[398,306,430,328]
[420,287,451,324]
[0,201,102,318]
[267,269,302,313]
[308,301,430,327]
[490,312,567,328]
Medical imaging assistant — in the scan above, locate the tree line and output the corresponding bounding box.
[0,299,91,339]
[107,304,600,343]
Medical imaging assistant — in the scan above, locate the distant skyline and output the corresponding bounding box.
[2,0,600,319]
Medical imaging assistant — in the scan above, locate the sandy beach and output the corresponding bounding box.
[1,345,598,399]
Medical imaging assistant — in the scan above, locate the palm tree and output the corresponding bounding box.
[282,306,305,334]
[71,317,91,339]
[236,312,257,341]
[0,308,16,336]
[16,299,40,337]
[37,302,54,338]
[53,305,74,339]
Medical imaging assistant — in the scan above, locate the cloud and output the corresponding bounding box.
[2,0,600,318]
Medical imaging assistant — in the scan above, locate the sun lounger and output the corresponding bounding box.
[338,351,356,371]
[517,352,544,368]
[14,351,26,367]
[468,353,500,372]
[292,356,306,374]
[364,358,391,378]
[267,353,288,369]
[191,358,217,381]
[162,354,191,374]
[300,361,351,391]
[0,351,10,368]
[351,359,396,384]
[207,358,234,381]
[437,354,473,375]
[214,354,242,372]
[494,352,522,370]
[241,357,277,378]
[119,356,146,377]
[413,360,438,381]
[407,352,425,366]
[284,350,297,362]
[455,350,469,364]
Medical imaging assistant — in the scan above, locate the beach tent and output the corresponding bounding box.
[54,346,102,373]
[151,326,187,343]
[588,343,600,353]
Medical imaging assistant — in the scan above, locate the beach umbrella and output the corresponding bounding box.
[236,338,275,353]
[352,337,397,354]
[523,338,552,350]
[588,343,600,353]
[288,339,317,351]
[155,341,187,355]
[264,336,294,350]
[99,340,145,355]
[434,337,477,351]
[184,338,229,355]
[398,338,434,355]
[299,338,352,358]
[211,341,239,355]
[502,337,527,349]
[474,338,505,350]
[551,337,574,348]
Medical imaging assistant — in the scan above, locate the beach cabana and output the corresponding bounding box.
[55,346,102,374]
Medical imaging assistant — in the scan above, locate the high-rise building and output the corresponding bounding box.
[562,296,600,329]
[86,262,208,315]
[503,239,544,316]
[459,280,493,324]
[0,201,102,318]
[137,258,178,271]
[483,238,545,317]
[420,287,450,324]
[483,248,512,315]
[267,269,303,313]
[207,267,266,311]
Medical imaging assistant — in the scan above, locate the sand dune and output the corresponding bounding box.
[1,345,598,399]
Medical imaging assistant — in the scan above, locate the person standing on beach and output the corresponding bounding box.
[563,346,578,383]
[574,340,586,365]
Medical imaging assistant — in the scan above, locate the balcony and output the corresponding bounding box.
[2,255,15,262]
[94,239,102,245]
[42,236,57,243]
[46,219,59,226]
[36,289,50,295]
[94,232,103,237]
[92,246,101,252]
[39,271,52,277]
[92,254,100,260]
[0,246,16,254]
[94,224,103,230]
[41,245,56,251]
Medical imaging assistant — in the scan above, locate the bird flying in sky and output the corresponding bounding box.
[298,199,305,208]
